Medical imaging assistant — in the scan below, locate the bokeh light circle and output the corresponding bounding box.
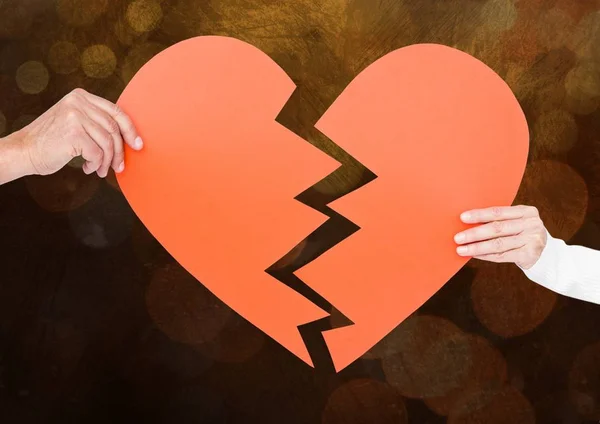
[16,61,49,94]
[126,0,163,33]
[471,263,557,338]
[48,41,80,75]
[376,315,473,399]
[81,45,117,79]
[425,335,508,416]
[565,61,600,115]
[514,160,588,240]
[531,109,578,156]
[448,386,535,424]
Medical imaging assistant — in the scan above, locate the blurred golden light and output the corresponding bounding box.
[126,0,163,33]
[514,160,588,240]
[478,0,518,37]
[448,386,535,424]
[376,315,473,399]
[537,8,574,50]
[114,18,146,46]
[425,335,508,416]
[343,0,418,75]
[531,109,578,157]
[205,0,349,65]
[565,61,600,115]
[48,41,80,75]
[471,263,557,338]
[499,19,541,67]
[81,45,117,79]
[146,263,232,346]
[56,0,108,27]
[16,61,49,94]
[568,10,600,62]
[554,0,600,23]
[322,379,408,424]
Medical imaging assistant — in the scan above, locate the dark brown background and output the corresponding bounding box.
[1,0,600,423]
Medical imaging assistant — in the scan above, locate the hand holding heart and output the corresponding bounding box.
[455,205,548,270]
[0,88,143,185]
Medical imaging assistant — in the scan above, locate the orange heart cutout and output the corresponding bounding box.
[116,36,528,372]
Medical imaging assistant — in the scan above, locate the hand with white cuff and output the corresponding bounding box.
[454,205,600,305]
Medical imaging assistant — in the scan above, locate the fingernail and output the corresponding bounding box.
[460,212,471,222]
[116,162,124,173]
[457,246,468,255]
[454,233,465,243]
[134,137,143,150]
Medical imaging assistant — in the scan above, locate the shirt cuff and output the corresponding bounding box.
[521,230,563,288]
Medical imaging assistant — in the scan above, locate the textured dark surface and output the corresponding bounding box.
[1,0,600,422]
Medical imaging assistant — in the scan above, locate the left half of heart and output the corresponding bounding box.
[116,36,341,367]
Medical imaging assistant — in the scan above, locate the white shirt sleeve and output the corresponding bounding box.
[522,231,600,304]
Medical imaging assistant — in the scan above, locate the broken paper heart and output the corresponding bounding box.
[116,36,528,372]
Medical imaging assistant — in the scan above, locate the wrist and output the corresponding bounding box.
[1,129,37,180]
[15,128,38,176]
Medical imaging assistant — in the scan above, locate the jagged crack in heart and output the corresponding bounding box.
[266,88,378,372]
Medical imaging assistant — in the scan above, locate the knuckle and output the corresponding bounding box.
[492,220,503,234]
[492,207,502,217]
[107,118,120,134]
[113,150,125,161]
[67,88,85,103]
[65,108,80,122]
[493,237,504,249]
[101,134,114,151]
